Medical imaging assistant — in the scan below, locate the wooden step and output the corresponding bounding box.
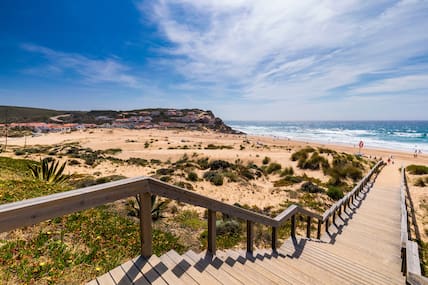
[159,251,199,284]
[166,250,222,285]
[281,239,403,285]
[248,249,321,285]
[182,250,242,285]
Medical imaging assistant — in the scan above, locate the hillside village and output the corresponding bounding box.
[0,108,238,135]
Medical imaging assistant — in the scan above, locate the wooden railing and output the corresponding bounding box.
[400,167,428,285]
[0,161,383,258]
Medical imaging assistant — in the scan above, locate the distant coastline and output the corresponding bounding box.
[227,120,428,154]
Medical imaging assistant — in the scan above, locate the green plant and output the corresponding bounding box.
[281,166,294,176]
[291,147,315,161]
[28,159,72,184]
[327,186,344,200]
[187,172,198,182]
[203,171,224,186]
[266,162,282,174]
[130,195,168,221]
[274,175,303,187]
[262,156,271,165]
[301,181,324,193]
[407,165,428,175]
[414,178,426,187]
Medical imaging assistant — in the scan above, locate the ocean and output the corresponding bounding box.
[226,121,428,154]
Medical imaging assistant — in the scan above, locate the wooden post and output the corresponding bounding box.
[338,204,342,216]
[271,227,277,251]
[207,209,216,255]
[291,215,296,237]
[317,219,322,239]
[247,220,253,253]
[332,210,336,224]
[306,216,311,238]
[139,193,152,257]
[325,216,330,233]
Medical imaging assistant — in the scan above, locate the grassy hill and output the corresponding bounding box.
[0,106,65,123]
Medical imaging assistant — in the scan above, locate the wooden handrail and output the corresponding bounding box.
[400,166,428,284]
[0,160,383,257]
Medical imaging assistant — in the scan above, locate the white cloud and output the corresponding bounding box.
[139,0,428,108]
[21,44,138,86]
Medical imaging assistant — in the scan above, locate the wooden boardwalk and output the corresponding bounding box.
[89,164,406,284]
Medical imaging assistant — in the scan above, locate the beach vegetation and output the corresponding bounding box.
[28,158,72,185]
[407,164,428,175]
[414,178,426,187]
[281,166,294,176]
[126,157,148,167]
[187,171,198,181]
[209,159,231,170]
[327,186,344,200]
[318,147,336,154]
[291,147,315,161]
[266,162,282,174]
[103,148,122,155]
[301,181,324,193]
[262,156,271,165]
[174,181,194,190]
[174,210,206,230]
[274,175,304,187]
[203,171,224,186]
[205,144,233,150]
[195,157,209,169]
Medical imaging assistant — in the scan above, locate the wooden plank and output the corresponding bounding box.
[133,256,168,285]
[108,265,133,285]
[96,272,116,285]
[407,272,428,285]
[147,255,187,285]
[207,209,216,255]
[120,258,150,285]
[406,241,421,275]
[183,250,242,285]
[211,251,258,284]
[86,279,99,285]
[166,250,222,284]
[159,251,198,284]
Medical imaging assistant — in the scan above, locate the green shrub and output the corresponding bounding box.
[156,168,174,175]
[14,149,25,156]
[407,165,428,175]
[28,159,72,185]
[273,175,303,187]
[187,172,198,182]
[298,152,328,170]
[301,181,324,193]
[281,166,294,176]
[104,148,122,155]
[262,156,271,165]
[126,157,148,167]
[327,186,344,200]
[216,220,241,236]
[266,162,282,174]
[414,178,426,187]
[209,160,230,170]
[68,159,80,166]
[291,147,315,161]
[203,171,224,186]
[196,157,210,169]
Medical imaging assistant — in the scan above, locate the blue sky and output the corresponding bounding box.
[0,0,427,120]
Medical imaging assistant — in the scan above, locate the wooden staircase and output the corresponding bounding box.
[89,164,407,284]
